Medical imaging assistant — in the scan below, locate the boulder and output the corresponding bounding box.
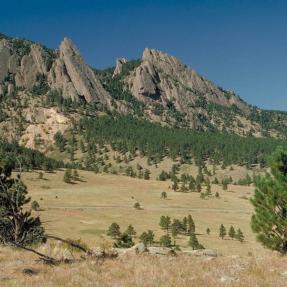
[183,249,221,257]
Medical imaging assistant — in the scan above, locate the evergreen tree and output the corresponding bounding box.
[133,202,141,209]
[0,170,45,246]
[196,182,202,193]
[63,169,73,183]
[172,181,179,191]
[171,219,183,238]
[54,131,66,152]
[161,191,167,199]
[235,228,244,242]
[107,222,121,239]
[228,226,236,239]
[125,224,136,237]
[159,234,172,247]
[72,169,80,181]
[206,178,211,195]
[251,147,287,253]
[182,216,188,232]
[143,169,150,180]
[189,233,204,250]
[219,224,226,239]
[158,170,169,181]
[171,224,178,241]
[187,214,195,234]
[139,230,154,246]
[189,180,195,192]
[159,216,171,233]
[114,233,134,248]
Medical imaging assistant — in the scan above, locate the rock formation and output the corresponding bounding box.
[126,48,249,115]
[113,58,127,77]
[0,35,112,107]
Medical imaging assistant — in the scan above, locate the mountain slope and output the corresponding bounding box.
[1,32,287,156]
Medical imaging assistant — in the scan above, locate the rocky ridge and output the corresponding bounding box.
[0,34,112,106]
[1,32,287,150]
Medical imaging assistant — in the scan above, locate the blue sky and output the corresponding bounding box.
[1,0,287,110]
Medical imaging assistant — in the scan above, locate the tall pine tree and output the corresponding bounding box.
[251,147,287,253]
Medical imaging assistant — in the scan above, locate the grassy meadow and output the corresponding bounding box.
[20,169,263,256]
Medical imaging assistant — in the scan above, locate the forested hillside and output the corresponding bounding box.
[0,140,63,172]
[78,114,285,167]
[1,32,287,170]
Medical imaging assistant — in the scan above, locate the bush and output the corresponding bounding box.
[113,233,134,248]
[133,202,141,210]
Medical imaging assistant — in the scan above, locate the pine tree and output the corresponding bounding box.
[125,224,136,237]
[189,233,204,250]
[172,180,178,191]
[63,169,72,183]
[114,233,134,248]
[159,216,171,233]
[72,169,80,181]
[219,224,226,239]
[187,214,195,234]
[171,224,179,240]
[143,169,150,180]
[235,228,244,242]
[139,230,154,246]
[171,219,183,238]
[228,226,236,239]
[133,202,141,209]
[251,147,287,253]
[159,234,172,247]
[196,182,202,193]
[182,216,188,232]
[161,191,167,199]
[189,180,195,192]
[0,170,45,246]
[205,178,211,195]
[107,222,121,239]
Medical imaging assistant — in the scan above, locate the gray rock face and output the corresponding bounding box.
[0,36,112,108]
[126,48,250,115]
[113,58,127,77]
[52,38,112,105]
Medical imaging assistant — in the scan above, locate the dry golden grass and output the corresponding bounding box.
[20,170,262,256]
[0,246,286,287]
[1,170,286,286]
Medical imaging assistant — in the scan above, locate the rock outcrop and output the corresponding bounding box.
[0,33,283,140]
[0,35,112,107]
[126,48,250,115]
[49,38,112,106]
[113,58,127,77]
